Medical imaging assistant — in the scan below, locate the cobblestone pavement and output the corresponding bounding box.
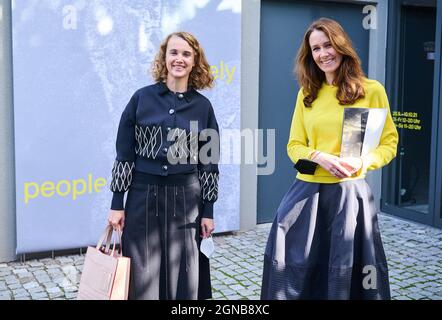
[1,213,441,300]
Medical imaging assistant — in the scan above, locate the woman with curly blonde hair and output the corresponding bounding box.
[261,18,398,300]
[108,31,220,300]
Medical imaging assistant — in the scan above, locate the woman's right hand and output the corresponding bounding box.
[311,152,352,179]
[108,210,125,231]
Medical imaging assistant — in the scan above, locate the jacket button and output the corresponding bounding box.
[169,109,175,115]
[163,147,168,154]
[166,127,172,132]
[178,93,184,99]
[162,165,168,171]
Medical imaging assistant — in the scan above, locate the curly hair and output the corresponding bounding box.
[151,32,214,90]
[295,18,365,107]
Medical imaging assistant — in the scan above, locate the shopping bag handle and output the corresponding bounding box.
[96,225,123,256]
[96,225,112,250]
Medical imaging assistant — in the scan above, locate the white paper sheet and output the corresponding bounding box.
[361,108,388,156]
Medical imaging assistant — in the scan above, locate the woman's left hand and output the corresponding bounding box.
[201,218,215,238]
[338,156,363,174]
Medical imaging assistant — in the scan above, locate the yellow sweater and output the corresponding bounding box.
[287,79,399,183]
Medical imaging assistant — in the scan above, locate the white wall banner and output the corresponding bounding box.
[12,0,241,253]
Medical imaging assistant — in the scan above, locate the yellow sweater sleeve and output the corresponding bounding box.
[287,90,316,163]
[361,85,399,173]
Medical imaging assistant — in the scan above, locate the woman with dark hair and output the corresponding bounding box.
[261,18,398,300]
[107,32,219,300]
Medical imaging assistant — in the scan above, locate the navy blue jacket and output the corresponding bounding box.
[110,82,219,218]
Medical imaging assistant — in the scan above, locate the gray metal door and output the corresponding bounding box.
[258,0,370,223]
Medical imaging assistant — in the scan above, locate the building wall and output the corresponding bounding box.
[240,0,260,230]
[0,0,17,262]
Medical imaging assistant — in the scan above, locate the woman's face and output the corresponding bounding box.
[165,35,195,82]
[309,29,343,82]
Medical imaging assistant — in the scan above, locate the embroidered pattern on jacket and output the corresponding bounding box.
[199,171,219,202]
[168,128,199,163]
[110,160,135,192]
[135,125,162,159]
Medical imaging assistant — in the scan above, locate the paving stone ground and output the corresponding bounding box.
[1,213,441,300]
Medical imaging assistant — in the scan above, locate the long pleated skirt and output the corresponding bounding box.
[261,178,391,300]
[121,171,212,300]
